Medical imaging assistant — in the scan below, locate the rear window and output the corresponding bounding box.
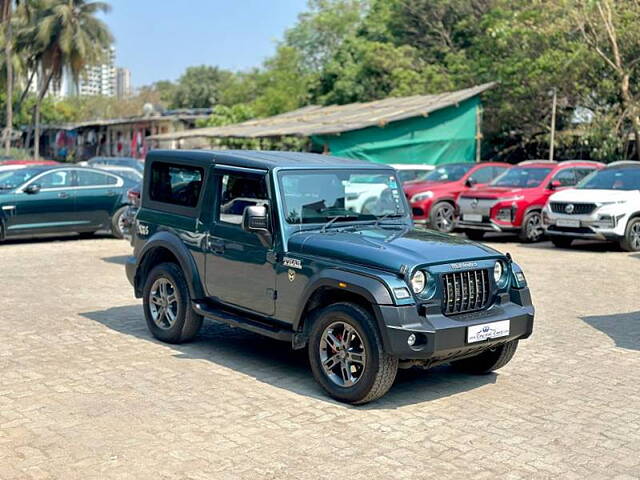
[149,162,203,208]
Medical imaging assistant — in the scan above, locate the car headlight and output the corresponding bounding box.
[493,261,506,285]
[410,270,426,294]
[410,191,433,203]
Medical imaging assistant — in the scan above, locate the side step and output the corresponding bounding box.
[192,302,293,342]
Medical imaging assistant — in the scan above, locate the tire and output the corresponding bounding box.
[451,340,519,374]
[308,302,398,405]
[429,202,456,233]
[518,211,544,242]
[620,217,640,252]
[551,237,573,248]
[361,197,378,215]
[142,262,203,344]
[111,206,128,239]
[465,230,485,241]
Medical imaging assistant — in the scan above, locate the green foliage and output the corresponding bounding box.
[196,104,255,128]
[170,65,234,109]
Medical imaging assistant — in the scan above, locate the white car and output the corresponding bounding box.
[543,161,640,251]
[389,164,435,184]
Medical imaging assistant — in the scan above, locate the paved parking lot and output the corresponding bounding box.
[1,234,639,479]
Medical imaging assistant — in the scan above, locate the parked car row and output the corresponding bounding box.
[400,159,640,251]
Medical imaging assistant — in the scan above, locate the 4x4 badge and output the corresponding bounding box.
[283,257,302,269]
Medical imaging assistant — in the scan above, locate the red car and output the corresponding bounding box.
[0,159,59,166]
[404,162,511,232]
[457,160,604,242]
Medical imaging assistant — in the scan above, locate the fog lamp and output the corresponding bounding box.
[407,333,417,347]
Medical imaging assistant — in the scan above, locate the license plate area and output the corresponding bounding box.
[467,320,510,343]
[556,218,580,228]
[463,213,483,222]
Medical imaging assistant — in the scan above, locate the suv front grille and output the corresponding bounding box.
[442,269,491,315]
[550,202,596,215]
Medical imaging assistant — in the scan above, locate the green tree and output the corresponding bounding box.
[21,0,112,158]
[170,65,233,109]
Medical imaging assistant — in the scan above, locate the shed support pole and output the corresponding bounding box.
[476,105,483,163]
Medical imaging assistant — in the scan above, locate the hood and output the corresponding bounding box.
[403,180,458,197]
[288,226,501,273]
[460,186,529,199]
[549,188,637,203]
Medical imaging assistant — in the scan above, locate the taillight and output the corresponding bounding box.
[127,188,140,204]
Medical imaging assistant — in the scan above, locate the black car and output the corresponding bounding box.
[0,165,137,240]
[125,150,535,404]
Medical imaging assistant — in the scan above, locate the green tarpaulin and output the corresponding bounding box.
[312,97,479,165]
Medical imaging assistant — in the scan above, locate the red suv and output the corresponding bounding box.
[404,162,510,232]
[457,160,604,242]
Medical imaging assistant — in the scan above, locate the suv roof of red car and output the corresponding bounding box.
[516,160,604,168]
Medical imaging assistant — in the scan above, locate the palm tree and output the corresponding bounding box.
[28,0,112,158]
[1,0,15,155]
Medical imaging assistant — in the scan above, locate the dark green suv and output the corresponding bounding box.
[126,150,534,404]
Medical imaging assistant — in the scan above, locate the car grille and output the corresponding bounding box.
[442,269,491,315]
[550,202,596,215]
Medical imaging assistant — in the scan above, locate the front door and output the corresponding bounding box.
[204,169,276,316]
[6,169,76,235]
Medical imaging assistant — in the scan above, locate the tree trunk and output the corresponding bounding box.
[2,4,12,155]
[33,69,54,160]
[620,73,640,160]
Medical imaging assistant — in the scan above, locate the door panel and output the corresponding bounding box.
[204,171,276,316]
[74,170,122,227]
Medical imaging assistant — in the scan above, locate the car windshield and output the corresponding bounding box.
[396,169,432,183]
[422,163,473,182]
[279,170,408,225]
[491,167,553,188]
[577,168,640,190]
[0,168,43,190]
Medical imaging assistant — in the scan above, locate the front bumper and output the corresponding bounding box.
[375,288,534,361]
[457,219,519,233]
[543,212,624,241]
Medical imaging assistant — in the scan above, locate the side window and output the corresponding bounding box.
[553,168,577,187]
[575,168,595,182]
[470,166,495,184]
[76,170,118,187]
[493,166,509,179]
[149,162,203,208]
[218,173,269,225]
[38,170,73,189]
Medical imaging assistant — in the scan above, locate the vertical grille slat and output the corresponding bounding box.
[442,268,491,315]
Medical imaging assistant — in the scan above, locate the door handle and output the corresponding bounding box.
[206,236,225,254]
[57,192,69,199]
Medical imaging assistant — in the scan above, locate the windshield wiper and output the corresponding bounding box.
[320,214,358,232]
[374,213,404,226]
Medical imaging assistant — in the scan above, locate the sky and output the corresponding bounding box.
[100,0,309,88]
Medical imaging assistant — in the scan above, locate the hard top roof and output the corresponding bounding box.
[147,149,393,170]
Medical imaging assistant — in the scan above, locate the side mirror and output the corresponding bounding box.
[242,205,272,245]
[24,184,41,195]
[466,177,477,188]
[549,180,562,189]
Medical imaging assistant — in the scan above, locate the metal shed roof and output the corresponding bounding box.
[146,83,495,142]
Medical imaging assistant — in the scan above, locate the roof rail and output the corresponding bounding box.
[518,160,558,165]
[558,160,605,165]
[607,160,639,167]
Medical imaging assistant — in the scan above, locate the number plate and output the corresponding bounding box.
[556,218,580,228]
[467,320,510,343]
[463,214,483,223]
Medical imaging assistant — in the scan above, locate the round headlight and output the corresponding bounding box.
[493,261,504,283]
[410,270,426,294]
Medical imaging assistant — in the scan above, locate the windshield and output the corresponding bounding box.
[422,163,473,182]
[0,168,43,190]
[279,170,408,225]
[396,169,432,183]
[491,167,553,188]
[578,168,640,190]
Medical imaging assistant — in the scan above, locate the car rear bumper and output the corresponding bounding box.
[376,288,534,361]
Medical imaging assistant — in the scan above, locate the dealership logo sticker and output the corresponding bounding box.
[283,257,302,269]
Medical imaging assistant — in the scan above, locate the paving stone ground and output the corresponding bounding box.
[0,233,638,479]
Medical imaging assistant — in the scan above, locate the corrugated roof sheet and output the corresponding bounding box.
[147,83,495,141]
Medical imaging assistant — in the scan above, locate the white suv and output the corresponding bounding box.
[543,162,640,251]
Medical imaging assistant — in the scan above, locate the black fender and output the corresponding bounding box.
[0,215,5,241]
[292,269,396,350]
[134,231,206,300]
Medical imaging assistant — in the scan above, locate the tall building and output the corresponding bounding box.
[77,47,116,97]
[116,68,132,98]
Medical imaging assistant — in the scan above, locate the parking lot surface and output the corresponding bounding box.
[1,234,639,479]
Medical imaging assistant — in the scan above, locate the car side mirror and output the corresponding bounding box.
[466,177,477,188]
[549,180,562,190]
[242,205,272,245]
[24,184,41,195]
